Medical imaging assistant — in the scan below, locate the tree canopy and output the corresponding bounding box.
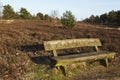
[36,12,44,20]
[19,8,32,19]
[3,4,15,19]
[61,10,76,28]
[2,4,52,20]
[83,10,120,27]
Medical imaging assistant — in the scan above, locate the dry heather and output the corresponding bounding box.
[0,20,14,24]
[0,20,120,80]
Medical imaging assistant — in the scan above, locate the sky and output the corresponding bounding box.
[1,0,120,20]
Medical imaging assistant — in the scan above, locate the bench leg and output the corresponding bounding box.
[100,58,108,67]
[59,66,66,76]
[105,58,108,67]
[55,65,66,76]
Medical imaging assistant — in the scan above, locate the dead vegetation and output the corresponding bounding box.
[0,20,14,24]
[0,20,120,80]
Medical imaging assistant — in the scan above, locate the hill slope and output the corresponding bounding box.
[0,20,120,80]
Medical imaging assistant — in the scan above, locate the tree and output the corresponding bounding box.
[0,1,3,19]
[94,16,100,24]
[108,10,117,23]
[116,10,120,25]
[61,10,76,28]
[44,14,50,20]
[50,10,59,26]
[89,15,95,24]
[83,10,120,26]
[36,12,44,20]
[50,10,59,18]
[3,4,15,19]
[100,13,108,24]
[19,8,32,19]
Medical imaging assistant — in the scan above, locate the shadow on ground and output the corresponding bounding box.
[19,44,44,52]
[31,56,51,65]
[18,44,69,76]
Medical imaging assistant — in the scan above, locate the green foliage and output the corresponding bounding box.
[1,4,58,21]
[61,11,76,28]
[100,13,108,24]
[44,14,50,20]
[36,12,44,20]
[3,4,15,19]
[108,10,117,23]
[19,8,32,19]
[83,10,120,27]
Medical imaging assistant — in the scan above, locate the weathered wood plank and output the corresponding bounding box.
[44,38,102,51]
[105,58,109,67]
[52,51,116,65]
[95,46,99,52]
[53,50,57,56]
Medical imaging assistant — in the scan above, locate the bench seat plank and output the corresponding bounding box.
[52,51,116,64]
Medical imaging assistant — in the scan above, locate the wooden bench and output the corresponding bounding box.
[43,38,116,75]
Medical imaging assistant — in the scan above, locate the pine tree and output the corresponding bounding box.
[19,8,32,19]
[3,4,15,19]
[61,10,76,28]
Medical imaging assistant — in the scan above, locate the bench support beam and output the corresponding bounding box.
[53,50,57,56]
[100,58,109,67]
[105,58,108,67]
[95,46,99,52]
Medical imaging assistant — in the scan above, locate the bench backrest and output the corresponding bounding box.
[43,38,102,56]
